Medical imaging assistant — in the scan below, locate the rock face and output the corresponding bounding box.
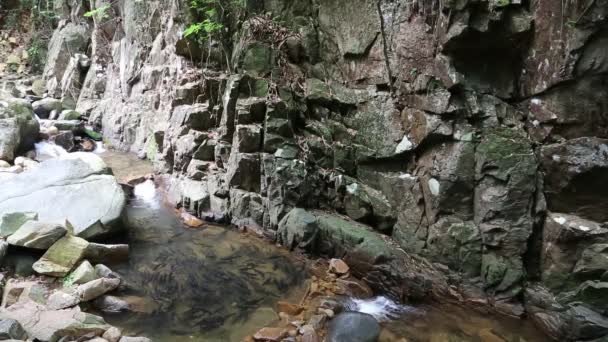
[0,98,39,162]
[38,0,608,339]
[0,153,126,238]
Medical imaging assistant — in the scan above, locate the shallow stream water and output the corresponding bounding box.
[100,152,308,342]
[98,151,548,342]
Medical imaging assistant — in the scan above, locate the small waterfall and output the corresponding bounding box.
[133,180,159,209]
[35,141,68,159]
[346,296,415,322]
[94,141,106,154]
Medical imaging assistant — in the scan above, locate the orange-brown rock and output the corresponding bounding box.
[328,259,349,275]
[277,301,304,316]
[181,211,204,228]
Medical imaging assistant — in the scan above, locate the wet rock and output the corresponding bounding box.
[80,137,96,152]
[32,235,89,277]
[103,327,122,342]
[0,301,109,341]
[77,278,121,302]
[327,312,380,342]
[253,327,287,341]
[180,211,204,228]
[277,208,319,251]
[93,295,131,313]
[53,130,75,151]
[32,98,62,119]
[84,243,129,263]
[0,318,26,340]
[69,260,98,285]
[329,259,350,275]
[540,137,608,222]
[6,221,67,250]
[0,153,126,239]
[119,336,152,342]
[0,212,37,238]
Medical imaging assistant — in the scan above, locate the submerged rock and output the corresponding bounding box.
[0,153,126,239]
[77,278,121,302]
[84,243,129,263]
[327,312,380,342]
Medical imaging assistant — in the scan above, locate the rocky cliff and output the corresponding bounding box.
[25,0,608,340]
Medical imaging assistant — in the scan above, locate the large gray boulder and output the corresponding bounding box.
[6,221,67,250]
[0,99,39,162]
[0,301,110,341]
[327,312,380,342]
[0,153,126,239]
[43,22,90,98]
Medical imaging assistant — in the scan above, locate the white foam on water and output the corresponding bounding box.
[94,141,106,154]
[350,296,414,322]
[133,180,159,209]
[35,141,68,159]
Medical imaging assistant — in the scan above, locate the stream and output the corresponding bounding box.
[97,151,547,342]
[99,152,308,342]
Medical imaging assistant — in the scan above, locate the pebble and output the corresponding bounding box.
[329,259,349,275]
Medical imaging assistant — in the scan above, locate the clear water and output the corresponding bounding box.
[380,303,548,342]
[98,153,307,341]
[100,152,548,342]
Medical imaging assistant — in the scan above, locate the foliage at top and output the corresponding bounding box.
[184,0,245,42]
[0,0,59,73]
[84,4,111,20]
